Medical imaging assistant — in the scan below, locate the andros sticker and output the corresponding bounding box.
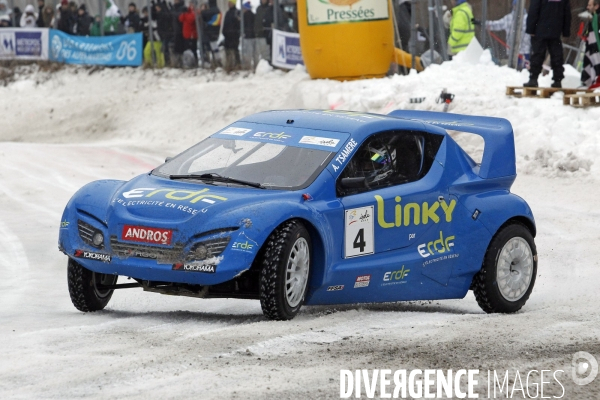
[122,225,173,245]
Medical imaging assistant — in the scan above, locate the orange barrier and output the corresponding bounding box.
[297,0,396,80]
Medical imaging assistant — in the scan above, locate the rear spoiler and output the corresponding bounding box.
[388,110,516,179]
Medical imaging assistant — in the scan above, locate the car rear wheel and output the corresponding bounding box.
[473,222,537,313]
[259,220,311,321]
[67,259,118,312]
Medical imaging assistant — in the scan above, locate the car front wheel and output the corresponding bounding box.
[259,220,312,321]
[473,222,537,313]
[67,259,117,312]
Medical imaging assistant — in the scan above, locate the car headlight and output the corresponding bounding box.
[189,237,231,261]
[77,219,105,249]
[92,232,104,247]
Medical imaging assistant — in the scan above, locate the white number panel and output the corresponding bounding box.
[344,206,374,258]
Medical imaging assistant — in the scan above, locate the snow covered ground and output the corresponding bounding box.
[1,56,599,399]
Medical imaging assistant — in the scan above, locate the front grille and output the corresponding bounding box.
[78,220,103,249]
[110,236,184,264]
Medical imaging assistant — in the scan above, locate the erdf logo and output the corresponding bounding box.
[253,132,291,140]
[418,231,455,258]
[383,266,410,282]
[232,241,254,250]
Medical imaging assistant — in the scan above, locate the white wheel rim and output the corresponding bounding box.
[496,237,534,302]
[285,237,310,308]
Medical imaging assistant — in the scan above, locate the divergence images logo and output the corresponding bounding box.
[572,351,598,386]
[418,231,455,258]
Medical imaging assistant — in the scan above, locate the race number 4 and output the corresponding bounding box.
[344,206,374,258]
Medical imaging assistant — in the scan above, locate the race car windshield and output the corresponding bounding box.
[153,138,334,190]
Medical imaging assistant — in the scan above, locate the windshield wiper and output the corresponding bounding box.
[169,173,265,189]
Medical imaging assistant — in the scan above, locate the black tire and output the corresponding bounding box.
[67,259,118,312]
[473,222,537,313]
[259,220,312,321]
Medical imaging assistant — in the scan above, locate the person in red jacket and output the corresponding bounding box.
[179,4,198,64]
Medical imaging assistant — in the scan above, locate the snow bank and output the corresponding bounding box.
[1,59,597,177]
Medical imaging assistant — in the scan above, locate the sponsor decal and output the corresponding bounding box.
[418,231,455,258]
[15,31,42,56]
[327,285,344,291]
[354,274,371,288]
[345,206,374,258]
[306,0,389,26]
[347,209,371,227]
[118,187,227,215]
[252,131,292,142]
[122,225,173,245]
[375,196,456,229]
[382,266,409,286]
[331,138,358,172]
[299,135,340,148]
[231,241,254,252]
[231,232,258,253]
[61,220,70,228]
[414,119,475,128]
[74,249,111,263]
[172,263,217,273]
[221,127,251,136]
[272,29,304,70]
[423,253,459,267]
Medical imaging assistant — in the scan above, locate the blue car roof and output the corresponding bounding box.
[237,109,427,135]
[221,110,516,180]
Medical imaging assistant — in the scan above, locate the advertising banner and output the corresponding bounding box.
[306,0,389,25]
[0,28,49,60]
[271,29,304,70]
[48,30,142,67]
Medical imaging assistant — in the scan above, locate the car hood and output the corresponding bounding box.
[109,174,282,225]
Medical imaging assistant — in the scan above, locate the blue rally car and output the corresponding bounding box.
[59,109,537,320]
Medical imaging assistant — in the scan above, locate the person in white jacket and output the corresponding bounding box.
[486,0,530,69]
[20,4,38,27]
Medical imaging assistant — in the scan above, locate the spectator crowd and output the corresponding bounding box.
[0,0,291,71]
[1,0,599,88]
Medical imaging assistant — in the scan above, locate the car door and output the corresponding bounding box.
[338,130,448,258]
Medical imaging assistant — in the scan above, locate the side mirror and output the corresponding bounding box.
[165,156,173,163]
[340,177,367,189]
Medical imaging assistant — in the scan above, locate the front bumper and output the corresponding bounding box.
[59,216,257,286]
